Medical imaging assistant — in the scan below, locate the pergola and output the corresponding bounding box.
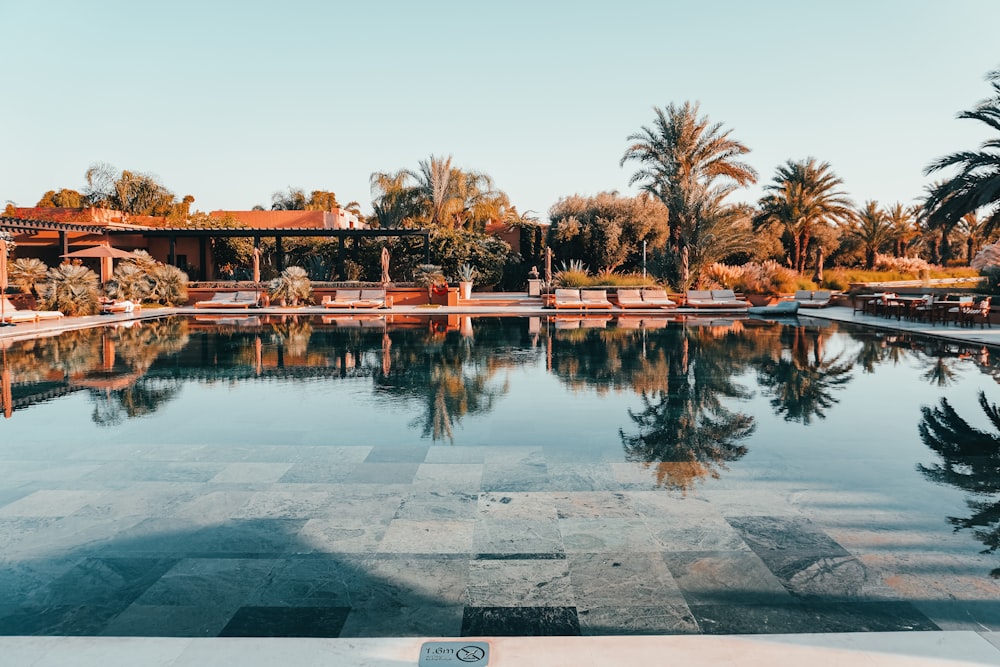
[0,217,431,281]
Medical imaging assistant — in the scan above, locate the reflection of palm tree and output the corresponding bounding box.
[617,326,756,492]
[918,392,1000,573]
[755,326,852,424]
[921,357,961,387]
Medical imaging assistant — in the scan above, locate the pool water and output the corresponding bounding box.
[1,314,999,636]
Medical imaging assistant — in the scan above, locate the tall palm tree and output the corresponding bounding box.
[621,102,757,289]
[754,158,855,274]
[885,202,920,257]
[924,69,1000,238]
[850,201,895,269]
[956,211,991,263]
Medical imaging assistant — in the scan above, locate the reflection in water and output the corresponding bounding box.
[918,391,1000,576]
[755,325,852,424]
[608,323,756,492]
[6,315,1000,501]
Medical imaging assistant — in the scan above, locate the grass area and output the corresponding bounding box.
[821,267,980,290]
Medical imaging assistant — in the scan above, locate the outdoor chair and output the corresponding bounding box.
[354,289,386,309]
[959,297,992,328]
[580,289,613,309]
[553,289,587,309]
[322,290,362,308]
[640,289,677,308]
[1,298,63,322]
[614,289,645,308]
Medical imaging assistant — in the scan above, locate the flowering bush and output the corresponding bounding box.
[873,254,932,274]
[702,261,799,294]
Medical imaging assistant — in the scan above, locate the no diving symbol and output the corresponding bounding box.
[456,645,485,662]
[419,641,489,666]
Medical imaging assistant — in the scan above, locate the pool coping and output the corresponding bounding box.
[2,631,998,666]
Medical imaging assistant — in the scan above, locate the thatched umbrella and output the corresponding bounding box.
[381,247,391,284]
[62,244,134,283]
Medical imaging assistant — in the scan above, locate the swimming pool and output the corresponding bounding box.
[1,314,998,636]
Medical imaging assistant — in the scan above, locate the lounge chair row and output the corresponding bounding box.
[193,291,260,308]
[793,290,832,308]
[684,290,748,309]
[1,298,64,323]
[615,289,677,308]
[552,289,613,309]
[322,289,386,309]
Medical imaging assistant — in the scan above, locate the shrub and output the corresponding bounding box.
[148,264,189,306]
[40,263,100,315]
[702,261,799,294]
[269,266,312,306]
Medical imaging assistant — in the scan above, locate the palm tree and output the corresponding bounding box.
[956,211,991,263]
[370,170,418,229]
[924,69,1000,238]
[885,202,920,257]
[754,158,855,274]
[621,102,757,289]
[850,201,895,269]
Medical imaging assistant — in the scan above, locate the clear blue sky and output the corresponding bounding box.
[2,0,998,221]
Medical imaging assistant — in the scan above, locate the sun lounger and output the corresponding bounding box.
[193,292,254,308]
[580,289,613,309]
[614,289,645,308]
[641,289,677,308]
[685,289,748,309]
[794,290,832,308]
[1,298,63,322]
[354,289,386,309]
[322,289,362,308]
[553,289,587,309]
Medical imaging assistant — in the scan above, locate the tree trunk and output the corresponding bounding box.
[813,247,825,283]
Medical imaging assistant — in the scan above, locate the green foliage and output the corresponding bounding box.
[40,263,100,315]
[428,228,511,288]
[271,187,340,211]
[412,264,446,287]
[269,266,312,305]
[148,264,189,306]
[83,162,190,217]
[456,263,477,282]
[105,262,152,302]
[548,192,668,274]
[8,257,49,296]
[36,189,84,207]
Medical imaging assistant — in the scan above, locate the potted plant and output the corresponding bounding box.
[269,266,312,306]
[413,264,447,303]
[457,263,477,300]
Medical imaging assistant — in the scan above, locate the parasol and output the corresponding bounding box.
[544,247,552,285]
[381,247,391,284]
[0,239,10,327]
[252,247,261,283]
[62,244,135,283]
[1,347,11,419]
